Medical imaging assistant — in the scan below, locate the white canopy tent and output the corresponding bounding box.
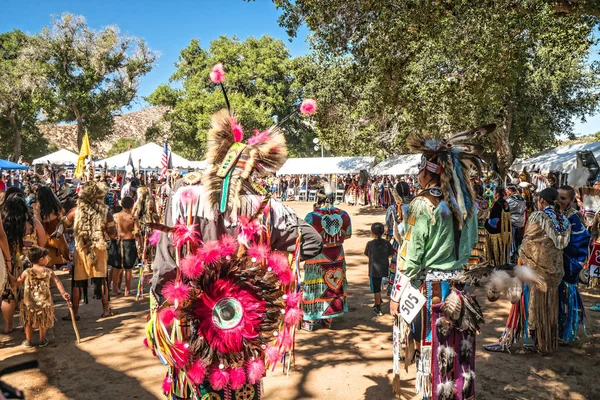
[510,142,600,174]
[370,154,422,176]
[32,149,78,166]
[277,156,375,175]
[97,142,194,169]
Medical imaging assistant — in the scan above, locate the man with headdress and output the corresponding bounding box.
[146,63,323,400]
[301,182,352,331]
[63,180,116,319]
[389,124,491,399]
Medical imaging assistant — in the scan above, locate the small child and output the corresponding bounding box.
[8,246,70,348]
[364,222,395,316]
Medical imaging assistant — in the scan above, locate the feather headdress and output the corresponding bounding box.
[202,63,316,215]
[406,124,496,227]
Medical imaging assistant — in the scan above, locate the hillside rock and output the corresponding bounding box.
[38,106,169,156]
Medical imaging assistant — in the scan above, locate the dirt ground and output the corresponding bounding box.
[1,202,600,400]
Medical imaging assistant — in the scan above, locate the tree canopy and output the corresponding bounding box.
[266,0,600,172]
[0,29,48,160]
[147,35,317,159]
[37,13,157,149]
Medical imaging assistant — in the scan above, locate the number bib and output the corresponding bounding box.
[391,273,426,324]
[591,265,600,279]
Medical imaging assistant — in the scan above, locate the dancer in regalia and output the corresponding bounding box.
[302,185,352,331]
[557,185,589,342]
[485,188,570,355]
[146,63,323,400]
[390,124,492,399]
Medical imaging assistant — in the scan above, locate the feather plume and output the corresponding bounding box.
[210,63,225,84]
[159,307,176,326]
[284,307,304,325]
[441,290,462,321]
[246,359,265,384]
[219,234,239,257]
[209,367,229,390]
[162,280,192,304]
[186,360,207,385]
[267,251,289,273]
[437,380,456,400]
[265,345,281,365]
[515,265,547,291]
[300,98,317,115]
[487,270,511,302]
[172,340,190,368]
[162,376,172,393]
[248,243,271,262]
[460,338,473,363]
[285,291,302,308]
[179,252,205,279]
[462,370,476,398]
[507,277,523,304]
[172,221,201,248]
[229,367,247,390]
[199,241,222,265]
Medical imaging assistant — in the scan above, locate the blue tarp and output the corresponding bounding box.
[0,159,28,170]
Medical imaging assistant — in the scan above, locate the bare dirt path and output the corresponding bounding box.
[1,202,599,400]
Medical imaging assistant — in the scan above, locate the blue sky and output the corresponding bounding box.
[1,0,598,136]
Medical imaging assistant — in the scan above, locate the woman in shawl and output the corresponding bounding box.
[486,188,571,354]
[34,186,70,268]
[485,186,512,266]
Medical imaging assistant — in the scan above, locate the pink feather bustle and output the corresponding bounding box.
[162,376,172,393]
[246,359,265,384]
[186,360,207,385]
[149,230,161,246]
[229,367,247,390]
[230,117,244,142]
[210,63,225,84]
[179,252,205,280]
[158,307,177,326]
[300,98,317,115]
[219,234,238,257]
[162,280,192,304]
[275,328,293,351]
[248,243,270,262]
[209,367,230,390]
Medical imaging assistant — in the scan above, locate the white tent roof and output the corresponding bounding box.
[278,156,375,175]
[32,149,78,166]
[97,142,194,169]
[371,154,421,176]
[510,142,600,173]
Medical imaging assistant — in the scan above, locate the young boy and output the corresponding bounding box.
[364,222,395,316]
[112,196,142,296]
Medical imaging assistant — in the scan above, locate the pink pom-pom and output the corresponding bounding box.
[186,359,207,385]
[180,252,205,279]
[300,98,317,115]
[246,359,265,385]
[264,345,281,365]
[248,243,270,262]
[210,63,225,84]
[231,117,244,142]
[173,340,190,368]
[284,307,304,326]
[276,267,294,285]
[172,221,202,248]
[229,367,246,390]
[200,241,221,265]
[162,376,172,393]
[267,252,289,274]
[162,280,192,304]
[219,234,238,257]
[180,188,198,205]
[248,129,270,145]
[149,230,161,246]
[158,307,176,326]
[285,291,302,308]
[209,367,230,390]
[143,337,149,348]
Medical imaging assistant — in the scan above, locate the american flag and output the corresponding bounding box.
[160,139,169,178]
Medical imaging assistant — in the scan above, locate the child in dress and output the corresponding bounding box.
[8,246,70,348]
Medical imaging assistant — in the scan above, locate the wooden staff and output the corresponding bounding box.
[67,301,81,344]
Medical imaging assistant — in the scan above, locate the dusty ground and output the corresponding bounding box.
[1,203,600,400]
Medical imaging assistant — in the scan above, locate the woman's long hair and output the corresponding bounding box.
[2,195,33,251]
[37,186,63,221]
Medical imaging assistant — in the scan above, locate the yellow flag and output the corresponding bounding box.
[74,132,91,178]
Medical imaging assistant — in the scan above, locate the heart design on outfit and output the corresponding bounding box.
[321,213,343,236]
[324,268,344,290]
